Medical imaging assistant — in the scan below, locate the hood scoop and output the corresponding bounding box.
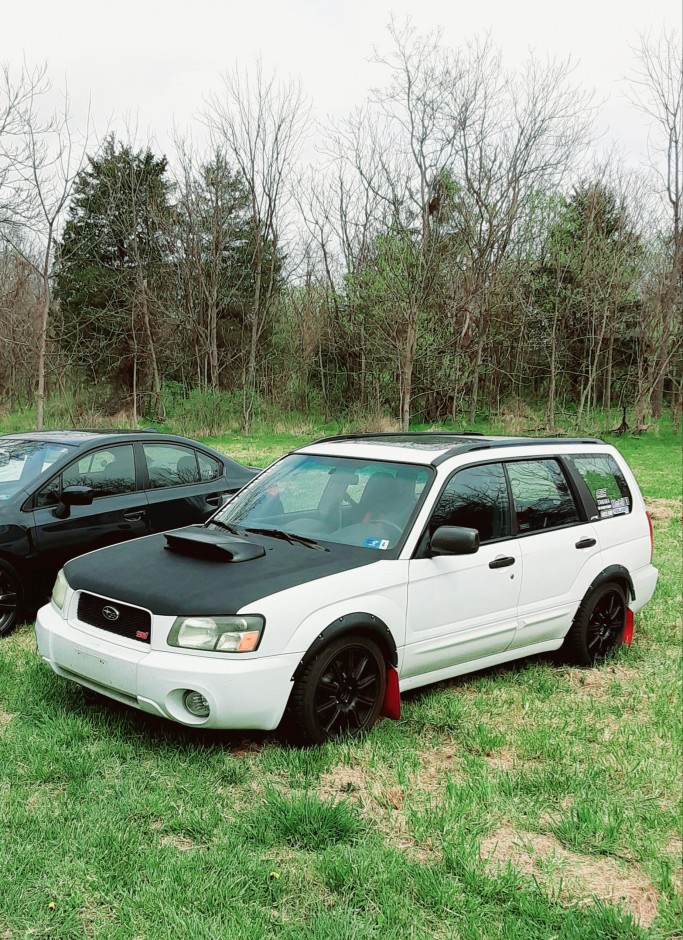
[164,526,266,562]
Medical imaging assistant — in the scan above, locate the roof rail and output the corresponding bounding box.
[309,430,486,445]
[432,436,606,465]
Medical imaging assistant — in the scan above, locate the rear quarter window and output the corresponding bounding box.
[567,454,632,519]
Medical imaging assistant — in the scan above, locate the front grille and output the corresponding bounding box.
[77,593,151,643]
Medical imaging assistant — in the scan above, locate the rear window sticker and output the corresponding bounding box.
[600,508,614,518]
[364,537,390,550]
[611,497,630,514]
[595,487,608,499]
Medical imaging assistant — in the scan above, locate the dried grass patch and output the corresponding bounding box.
[667,837,682,891]
[484,747,518,771]
[481,825,660,927]
[563,663,637,693]
[644,497,681,521]
[159,834,195,851]
[0,709,16,729]
[318,748,462,863]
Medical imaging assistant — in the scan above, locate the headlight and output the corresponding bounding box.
[51,569,68,610]
[167,615,264,653]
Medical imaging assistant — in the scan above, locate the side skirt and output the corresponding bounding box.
[398,639,565,693]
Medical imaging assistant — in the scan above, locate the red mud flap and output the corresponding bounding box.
[622,608,634,646]
[381,665,401,720]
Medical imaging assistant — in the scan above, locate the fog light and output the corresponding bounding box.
[183,690,210,718]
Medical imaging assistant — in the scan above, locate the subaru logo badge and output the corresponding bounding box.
[102,605,120,622]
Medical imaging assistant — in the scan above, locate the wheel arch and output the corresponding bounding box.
[291,612,398,682]
[587,565,635,603]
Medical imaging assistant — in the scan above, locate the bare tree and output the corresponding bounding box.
[204,62,310,428]
[2,72,90,429]
[629,29,683,426]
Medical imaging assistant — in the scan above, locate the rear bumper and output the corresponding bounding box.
[35,602,298,730]
[630,564,659,613]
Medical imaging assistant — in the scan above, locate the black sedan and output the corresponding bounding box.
[0,429,258,635]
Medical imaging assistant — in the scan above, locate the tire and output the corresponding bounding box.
[563,582,627,666]
[0,560,24,638]
[288,635,387,745]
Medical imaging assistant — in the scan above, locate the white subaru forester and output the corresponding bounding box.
[35,433,658,743]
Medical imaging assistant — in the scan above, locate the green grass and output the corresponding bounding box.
[0,420,681,938]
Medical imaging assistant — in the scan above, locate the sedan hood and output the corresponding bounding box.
[63,527,381,616]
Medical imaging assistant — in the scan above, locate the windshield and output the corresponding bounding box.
[212,453,431,551]
[0,440,72,501]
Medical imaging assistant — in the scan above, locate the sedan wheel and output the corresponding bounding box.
[0,562,22,638]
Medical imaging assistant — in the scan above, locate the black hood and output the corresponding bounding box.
[64,528,381,615]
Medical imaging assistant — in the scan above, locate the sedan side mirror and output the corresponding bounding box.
[53,485,94,519]
[430,525,480,556]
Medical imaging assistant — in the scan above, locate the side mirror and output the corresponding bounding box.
[53,485,94,519]
[430,525,480,556]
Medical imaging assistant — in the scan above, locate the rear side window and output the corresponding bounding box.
[143,444,200,488]
[198,452,221,482]
[567,454,632,519]
[430,463,510,542]
[506,459,579,533]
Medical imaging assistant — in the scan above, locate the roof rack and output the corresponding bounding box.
[300,430,607,465]
[310,430,486,445]
[432,436,606,465]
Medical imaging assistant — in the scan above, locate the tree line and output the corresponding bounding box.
[0,23,681,432]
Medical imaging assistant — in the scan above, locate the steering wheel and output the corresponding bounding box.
[367,518,403,539]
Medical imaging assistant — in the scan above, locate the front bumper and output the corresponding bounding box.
[35,602,299,730]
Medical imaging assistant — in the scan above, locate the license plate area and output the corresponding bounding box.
[54,637,143,695]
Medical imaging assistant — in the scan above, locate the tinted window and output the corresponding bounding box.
[0,440,71,502]
[63,445,136,498]
[198,452,221,483]
[144,444,200,489]
[36,445,137,507]
[430,463,510,542]
[506,459,579,532]
[567,454,632,518]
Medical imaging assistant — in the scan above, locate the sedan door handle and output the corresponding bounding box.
[489,555,516,569]
[123,511,145,522]
[575,537,596,549]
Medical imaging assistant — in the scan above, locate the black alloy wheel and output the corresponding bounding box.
[563,582,627,666]
[0,561,22,637]
[586,589,626,659]
[289,636,387,744]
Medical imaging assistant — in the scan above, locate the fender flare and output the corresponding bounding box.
[587,565,635,602]
[291,612,398,682]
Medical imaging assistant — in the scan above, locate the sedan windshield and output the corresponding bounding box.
[212,453,431,551]
[0,440,72,501]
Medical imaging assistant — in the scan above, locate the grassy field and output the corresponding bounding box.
[0,421,681,939]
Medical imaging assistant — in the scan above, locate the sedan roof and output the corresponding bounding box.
[1,429,186,447]
[0,428,155,447]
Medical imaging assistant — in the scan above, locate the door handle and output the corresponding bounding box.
[575,537,596,549]
[123,511,145,522]
[489,555,516,569]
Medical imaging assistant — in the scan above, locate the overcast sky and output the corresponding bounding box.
[2,0,680,169]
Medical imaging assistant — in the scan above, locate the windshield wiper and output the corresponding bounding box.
[207,520,246,537]
[242,526,328,551]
